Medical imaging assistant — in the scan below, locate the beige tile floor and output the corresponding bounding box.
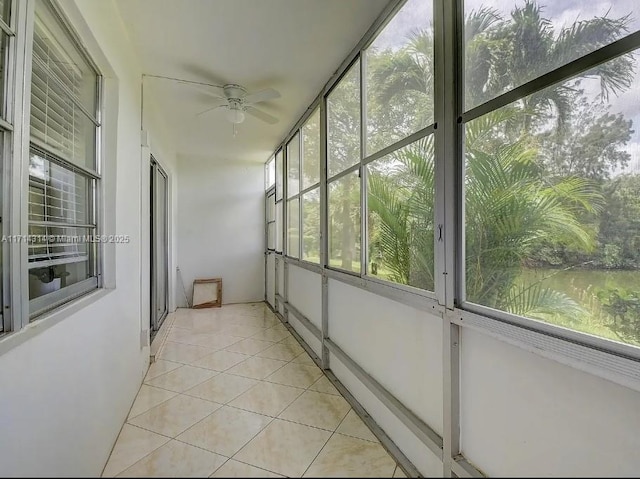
[103,303,408,478]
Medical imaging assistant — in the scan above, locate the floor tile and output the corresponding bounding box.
[144,359,182,382]
[393,465,408,477]
[185,373,258,404]
[117,439,226,477]
[145,365,217,393]
[292,352,317,367]
[234,419,331,478]
[192,350,250,372]
[128,385,178,419]
[251,328,291,343]
[229,381,304,417]
[102,424,169,477]
[256,342,304,361]
[303,433,396,477]
[221,324,266,338]
[336,409,378,442]
[308,376,339,395]
[128,394,221,437]
[177,406,272,457]
[279,390,350,431]
[210,459,284,477]
[195,333,244,350]
[225,338,275,355]
[157,341,216,365]
[227,356,288,380]
[265,362,323,389]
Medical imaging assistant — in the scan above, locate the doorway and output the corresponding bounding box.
[150,156,169,337]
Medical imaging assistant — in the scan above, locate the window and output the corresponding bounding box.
[328,169,360,273]
[463,1,640,348]
[365,0,433,156]
[266,190,275,251]
[287,133,300,198]
[301,108,320,263]
[28,0,101,317]
[287,198,300,259]
[327,60,361,273]
[265,156,275,189]
[463,0,640,111]
[275,149,284,253]
[367,136,434,290]
[327,60,360,180]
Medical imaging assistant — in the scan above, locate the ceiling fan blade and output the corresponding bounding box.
[190,82,226,100]
[244,88,280,105]
[245,106,279,124]
[196,100,227,117]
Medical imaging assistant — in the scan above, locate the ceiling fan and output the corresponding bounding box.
[194,83,281,125]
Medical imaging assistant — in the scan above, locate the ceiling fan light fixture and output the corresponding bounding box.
[226,105,245,124]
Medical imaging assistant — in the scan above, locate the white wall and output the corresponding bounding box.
[460,328,640,477]
[0,1,178,475]
[177,156,264,305]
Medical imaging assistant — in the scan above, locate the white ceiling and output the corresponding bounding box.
[116,0,390,163]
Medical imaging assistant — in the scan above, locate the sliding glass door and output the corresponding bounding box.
[150,157,168,335]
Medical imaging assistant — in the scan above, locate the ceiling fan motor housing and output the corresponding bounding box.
[223,84,247,102]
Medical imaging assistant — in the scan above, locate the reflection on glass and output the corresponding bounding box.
[276,200,283,252]
[287,133,300,198]
[366,0,433,155]
[0,32,8,118]
[328,171,360,273]
[302,108,321,189]
[465,50,640,347]
[367,136,434,291]
[464,0,638,110]
[276,150,283,201]
[268,223,275,250]
[302,188,320,263]
[287,198,300,258]
[327,60,361,178]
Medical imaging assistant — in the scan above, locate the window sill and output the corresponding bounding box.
[0,288,113,357]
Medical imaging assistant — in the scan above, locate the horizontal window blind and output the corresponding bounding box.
[28,149,94,270]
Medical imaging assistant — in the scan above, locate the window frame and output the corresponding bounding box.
[26,0,102,320]
[263,0,640,369]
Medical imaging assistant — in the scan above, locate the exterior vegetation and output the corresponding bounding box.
[320,1,640,346]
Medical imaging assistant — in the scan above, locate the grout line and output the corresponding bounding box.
[223,457,286,477]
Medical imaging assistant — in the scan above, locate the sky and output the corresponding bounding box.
[370,0,640,175]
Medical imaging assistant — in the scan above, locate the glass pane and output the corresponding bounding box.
[276,200,283,253]
[287,198,300,258]
[33,0,97,115]
[28,151,90,226]
[302,188,320,263]
[465,49,640,348]
[276,150,283,201]
[0,31,8,119]
[0,0,10,24]
[287,132,300,198]
[268,223,275,250]
[154,169,168,321]
[367,135,434,291]
[327,60,361,178]
[266,157,275,189]
[328,170,361,273]
[302,108,321,189]
[464,0,640,111]
[28,225,93,301]
[366,0,433,156]
[267,193,275,222]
